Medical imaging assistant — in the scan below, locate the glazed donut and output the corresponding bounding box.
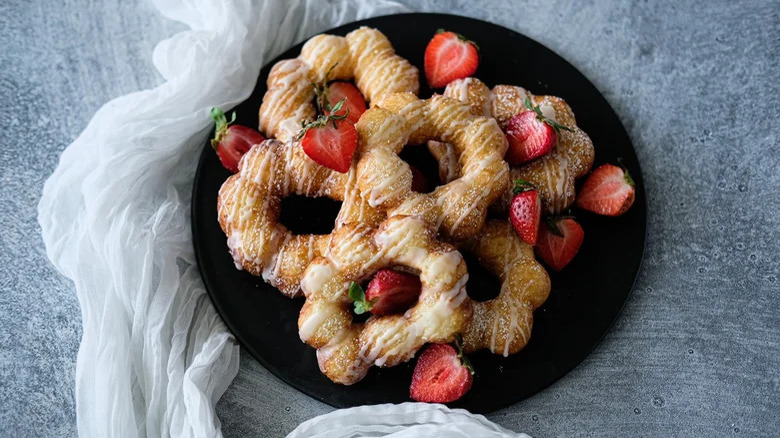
[356,93,510,240]
[458,220,551,356]
[258,27,419,142]
[298,216,472,384]
[428,77,595,213]
[218,139,383,297]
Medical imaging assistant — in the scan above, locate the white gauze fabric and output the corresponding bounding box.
[285,403,531,438]
[37,0,407,436]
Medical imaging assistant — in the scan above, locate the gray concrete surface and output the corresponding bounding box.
[1,0,778,437]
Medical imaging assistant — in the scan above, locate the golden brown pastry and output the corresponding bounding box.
[356,93,509,240]
[298,216,472,384]
[217,139,383,297]
[258,27,419,142]
[429,77,595,213]
[459,220,551,356]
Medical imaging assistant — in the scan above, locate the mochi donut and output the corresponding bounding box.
[458,220,551,356]
[428,77,595,213]
[355,94,510,241]
[218,139,384,297]
[297,216,472,384]
[258,27,419,143]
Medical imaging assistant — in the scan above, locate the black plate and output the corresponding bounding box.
[192,13,646,413]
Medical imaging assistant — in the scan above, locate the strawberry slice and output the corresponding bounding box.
[323,82,366,125]
[210,107,265,173]
[297,99,357,173]
[424,29,479,88]
[410,341,474,403]
[576,163,636,216]
[509,179,542,245]
[349,269,421,316]
[505,98,572,165]
[535,217,584,271]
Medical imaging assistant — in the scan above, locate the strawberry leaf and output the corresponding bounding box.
[617,158,635,187]
[294,98,350,141]
[523,97,573,133]
[513,178,535,194]
[545,216,564,237]
[349,282,372,315]
[454,335,475,376]
[210,107,237,150]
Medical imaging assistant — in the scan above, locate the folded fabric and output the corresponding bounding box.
[286,403,530,438]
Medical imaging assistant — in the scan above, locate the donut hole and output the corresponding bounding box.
[398,145,443,194]
[350,266,423,322]
[462,252,502,302]
[279,195,341,235]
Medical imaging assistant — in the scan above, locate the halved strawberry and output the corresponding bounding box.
[410,341,474,403]
[410,165,429,193]
[505,98,572,165]
[323,82,366,125]
[509,179,542,245]
[297,100,357,173]
[576,163,636,216]
[424,29,479,88]
[535,217,584,271]
[349,269,421,316]
[210,107,265,173]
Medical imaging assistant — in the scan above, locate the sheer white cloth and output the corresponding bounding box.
[38,0,528,436]
[285,403,530,438]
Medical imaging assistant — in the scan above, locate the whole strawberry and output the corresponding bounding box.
[509,179,542,245]
[505,98,572,165]
[210,107,266,173]
[576,163,636,216]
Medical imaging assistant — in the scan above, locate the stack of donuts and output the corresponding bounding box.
[215,27,602,400]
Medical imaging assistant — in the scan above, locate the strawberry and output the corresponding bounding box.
[424,29,479,88]
[535,217,584,271]
[322,82,366,125]
[410,165,429,193]
[410,339,474,403]
[505,98,572,165]
[296,99,357,173]
[210,107,265,173]
[349,269,421,316]
[576,163,636,216]
[509,179,542,245]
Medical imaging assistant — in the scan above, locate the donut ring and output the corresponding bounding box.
[297,216,472,384]
[356,93,510,240]
[428,77,595,213]
[458,220,551,356]
[218,139,383,297]
[258,27,419,143]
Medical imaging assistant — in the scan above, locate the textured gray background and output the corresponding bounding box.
[1,0,778,437]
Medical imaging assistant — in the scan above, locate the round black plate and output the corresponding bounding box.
[192,13,646,413]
